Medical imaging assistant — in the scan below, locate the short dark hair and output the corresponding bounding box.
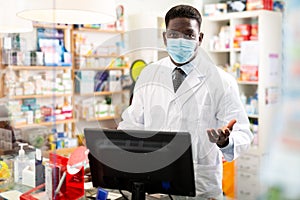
[165,5,202,30]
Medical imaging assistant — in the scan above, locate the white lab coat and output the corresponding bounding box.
[118,47,253,199]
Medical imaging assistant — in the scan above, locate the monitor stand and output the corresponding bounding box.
[131,182,145,200]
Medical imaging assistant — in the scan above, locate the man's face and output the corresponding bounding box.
[163,17,203,65]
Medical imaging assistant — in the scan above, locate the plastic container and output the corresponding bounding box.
[14,143,29,184]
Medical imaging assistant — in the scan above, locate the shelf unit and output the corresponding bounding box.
[33,23,72,30]
[73,66,128,71]
[9,93,72,100]
[75,54,121,58]
[203,10,282,153]
[0,64,75,130]
[203,10,282,199]
[73,27,125,34]
[1,23,130,133]
[0,24,75,132]
[74,90,128,97]
[6,66,72,70]
[237,80,258,85]
[0,21,130,154]
[70,26,129,128]
[85,115,121,122]
[13,119,76,129]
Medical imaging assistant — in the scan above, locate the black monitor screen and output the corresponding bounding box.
[84,128,195,200]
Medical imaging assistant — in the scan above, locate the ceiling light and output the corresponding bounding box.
[17,0,117,25]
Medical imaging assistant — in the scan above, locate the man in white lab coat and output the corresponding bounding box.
[118,5,253,200]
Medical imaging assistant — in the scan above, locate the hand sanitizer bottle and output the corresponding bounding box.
[14,143,29,184]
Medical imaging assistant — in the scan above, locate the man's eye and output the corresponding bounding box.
[168,32,179,38]
[185,34,196,39]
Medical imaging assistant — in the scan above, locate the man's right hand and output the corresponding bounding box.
[206,119,236,148]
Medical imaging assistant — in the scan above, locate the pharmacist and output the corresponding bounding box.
[118,4,253,200]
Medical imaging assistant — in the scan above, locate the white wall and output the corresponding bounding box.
[115,0,202,17]
[115,0,203,30]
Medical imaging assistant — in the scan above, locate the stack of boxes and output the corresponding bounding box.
[6,71,72,97]
[0,128,13,150]
[8,99,73,126]
[233,23,258,48]
[247,0,273,11]
[239,40,260,81]
[41,104,73,123]
[204,3,227,16]
[75,71,96,94]
[41,71,73,95]
[78,98,116,120]
[204,0,274,16]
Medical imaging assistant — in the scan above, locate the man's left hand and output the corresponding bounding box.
[207,119,236,148]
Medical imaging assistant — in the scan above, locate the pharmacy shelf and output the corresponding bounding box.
[33,23,72,30]
[1,23,76,135]
[237,81,259,85]
[10,93,72,100]
[13,119,76,129]
[209,48,241,53]
[6,66,72,70]
[203,10,282,199]
[203,11,282,154]
[232,48,241,52]
[75,54,123,58]
[248,114,259,119]
[71,25,128,129]
[74,66,128,71]
[74,90,128,97]
[209,49,231,53]
[203,10,269,21]
[85,115,120,122]
[73,27,124,34]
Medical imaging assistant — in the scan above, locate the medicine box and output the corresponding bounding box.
[247,0,273,11]
[75,71,95,94]
[204,3,227,16]
[227,0,247,12]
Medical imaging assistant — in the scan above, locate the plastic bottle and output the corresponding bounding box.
[240,93,247,107]
[14,143,29,184]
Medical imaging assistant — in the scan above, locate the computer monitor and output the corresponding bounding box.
[84,128,195,200]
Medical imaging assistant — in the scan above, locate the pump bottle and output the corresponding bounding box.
[14,143,29,184]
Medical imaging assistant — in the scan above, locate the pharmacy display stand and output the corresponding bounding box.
[202,10,282,199]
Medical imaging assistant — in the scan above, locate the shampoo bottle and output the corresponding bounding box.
[14,143,29,184]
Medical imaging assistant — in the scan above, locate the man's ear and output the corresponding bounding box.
[163,31,167,46]
[198,32,204,46]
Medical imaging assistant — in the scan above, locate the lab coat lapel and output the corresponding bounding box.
[173,47,216,106]
[176,69,204,94]
[174,69,205,104]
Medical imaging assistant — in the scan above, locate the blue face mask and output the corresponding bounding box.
[166,38,197,64]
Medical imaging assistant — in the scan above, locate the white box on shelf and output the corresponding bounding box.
[240,41,259,66]
[80,98,95,119]
[75,71,95,94]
